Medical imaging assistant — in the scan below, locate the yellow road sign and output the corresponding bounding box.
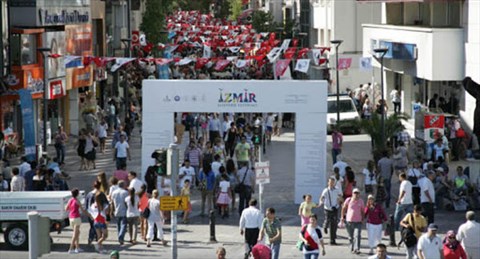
[160,196,189,211]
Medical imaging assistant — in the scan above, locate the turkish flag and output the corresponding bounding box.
[297,48,310,58]
[292,38,299,48]
[195,58,209,69]
[275,59,291,77]
[214,59,231,71]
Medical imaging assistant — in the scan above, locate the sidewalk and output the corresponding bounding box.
[0,127,471,259]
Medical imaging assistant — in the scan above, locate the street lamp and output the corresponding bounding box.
[373,47,388,146]
[37,47,52,153]
[330,39,343,125]
[120,38,132,122]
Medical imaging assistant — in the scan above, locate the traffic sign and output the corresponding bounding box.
[160,196,189,211]
[255,161,270,184]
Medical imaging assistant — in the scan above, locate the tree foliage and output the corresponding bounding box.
[173,0,212,13]
[251,10,277,33]
[228,0,243,20]
[140,0,172,47]
[358,113,409,157]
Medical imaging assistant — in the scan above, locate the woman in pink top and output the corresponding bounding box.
[364,194,388,255]
[341,188,365,254]
[65,188,91,254]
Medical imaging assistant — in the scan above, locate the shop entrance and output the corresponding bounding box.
[142,80,328,203]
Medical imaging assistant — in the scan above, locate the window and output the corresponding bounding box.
[11,34,37,66]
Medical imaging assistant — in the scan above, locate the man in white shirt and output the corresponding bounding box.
[18,156,31,178]
[368,243,392,259]
[394,173,413,230]
[457,211,480,259]
[128,171,143,194]
[239,199,263,259]
[332,155,348,178]
[417,224,443,259]
[114,134,130,170]
[96,119,108,153]
[319,177,343,245]
[419,171,436,224]
[211,155,222,177]
[10,168,25,192]
[178,160,195,189]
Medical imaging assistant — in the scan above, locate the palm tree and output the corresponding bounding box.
[359,113,409,160]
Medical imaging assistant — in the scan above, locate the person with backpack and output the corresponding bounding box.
[400,205,427,259]
[298,214,326,258]
[394,173,413,230]
[407,160,423,205]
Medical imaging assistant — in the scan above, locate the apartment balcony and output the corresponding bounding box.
[362,24,464,81]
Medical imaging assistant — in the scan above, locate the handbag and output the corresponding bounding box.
[234,169,249,194]
[141,200,151,219]
[296,239,304,251]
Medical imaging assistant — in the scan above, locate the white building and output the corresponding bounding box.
[362,0,479,133]
[280,0,382,92]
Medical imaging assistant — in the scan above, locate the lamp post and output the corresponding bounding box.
[330,39,343,125]
[373,47,388,146]
[37,47,52,153]
[120,38,132,122]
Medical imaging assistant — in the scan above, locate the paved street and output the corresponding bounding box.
[0,126,469,259]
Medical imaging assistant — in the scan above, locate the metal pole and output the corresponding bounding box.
[127,0,132,57]
[42,53,48,152]
[258,146,263,213]
[380,55,385,146]
[169,144,179,259]
[335,45,340,124]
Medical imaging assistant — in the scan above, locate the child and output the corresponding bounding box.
[216,174,232,218]
[298,194,317,226]
[180,180,192,224]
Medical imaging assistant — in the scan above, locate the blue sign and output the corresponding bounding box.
[379,41,417,61]
[18,89,36,161]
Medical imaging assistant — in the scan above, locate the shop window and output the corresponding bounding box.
[10,34,37,66]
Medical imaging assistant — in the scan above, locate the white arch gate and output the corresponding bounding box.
[142,80,328,203]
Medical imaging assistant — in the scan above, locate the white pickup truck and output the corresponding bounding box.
[0,191,82,250]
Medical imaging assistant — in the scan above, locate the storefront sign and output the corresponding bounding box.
[10,1,90,27]
[44,31,66,79]
[72,65,93,88]
[18,89,36,161]
[48,78,66,99]
[38,8,90,26]
[9,67,44,93]
[424,114,445,143]
[65,24,92,56]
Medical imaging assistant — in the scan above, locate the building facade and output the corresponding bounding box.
[362,0,478,133]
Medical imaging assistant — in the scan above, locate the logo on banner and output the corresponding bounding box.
[218,88,257,107]
[49,79,65,99]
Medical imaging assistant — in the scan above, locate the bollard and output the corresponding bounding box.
[388,214,396,246]
[28,212,39,259]
[209,210,217,243]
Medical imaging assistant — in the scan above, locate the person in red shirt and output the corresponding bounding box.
[443,230,467,259]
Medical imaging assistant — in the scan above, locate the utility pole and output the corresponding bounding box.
[169,144,179,259]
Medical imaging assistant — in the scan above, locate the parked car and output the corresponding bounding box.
[326,95,361,134]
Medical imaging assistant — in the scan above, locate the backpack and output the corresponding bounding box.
[400,213,418,248]
[407,169,418,185]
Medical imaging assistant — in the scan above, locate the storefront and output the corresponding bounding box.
[5,0,92,143]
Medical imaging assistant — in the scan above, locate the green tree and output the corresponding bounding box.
[251,10,277,32]
[173,0,211,13]
[228,0,243,20]
[140,0,172,48]
[357,113,409,160]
